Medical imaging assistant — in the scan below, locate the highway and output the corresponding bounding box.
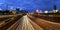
[0,14,60,30]
[28,15,60,30]
[0,15,22,30]
[5,15,43,30]
[12,15,60,30]
[16,15,35,30]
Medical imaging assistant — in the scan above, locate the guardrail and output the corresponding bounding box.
[0,15,22,30]
[0,15,15,18]
[0,17,14,27]
[7,18,21,30]
[7,15,23,30]
[0,14,22,18]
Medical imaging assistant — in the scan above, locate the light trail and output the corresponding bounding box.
[29,17,43,30]
[28,15,60,30]
[22,15,34,30]
[16,15,35,30]
[15,15,60,30]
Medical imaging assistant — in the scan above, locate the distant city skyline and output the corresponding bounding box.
[0,0,60,12]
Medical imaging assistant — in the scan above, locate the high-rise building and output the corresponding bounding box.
[16,8,20,14]
[53,5,58,13]
[54,5,56,10]
[16,8,20,11]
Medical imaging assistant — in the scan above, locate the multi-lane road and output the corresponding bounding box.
[28,15,60,30]
[12,15,60,30]
[0,15,22,30]
[0,14,60,30]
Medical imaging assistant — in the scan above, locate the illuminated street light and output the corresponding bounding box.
[44,10,48,13]
[36,9,40,13]
[36,9,39,12]
[53,10,58,13]
[40,10,43,13]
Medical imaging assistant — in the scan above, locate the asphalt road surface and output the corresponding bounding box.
[14,15,43,30]
[16,15,35,30]
[5,15,60,30]
[28,15,60,30]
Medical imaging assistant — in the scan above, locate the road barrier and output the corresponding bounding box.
[0,15,22,30]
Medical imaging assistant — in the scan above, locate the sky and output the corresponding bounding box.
[0,0,60,12]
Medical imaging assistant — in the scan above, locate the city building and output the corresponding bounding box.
[53,5,58,13]
[9,10,17,14]
[16,8,20,14]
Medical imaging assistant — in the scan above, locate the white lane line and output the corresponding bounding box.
[28,18,44,30]
[22,15,35,30]
[37,18,60,25]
